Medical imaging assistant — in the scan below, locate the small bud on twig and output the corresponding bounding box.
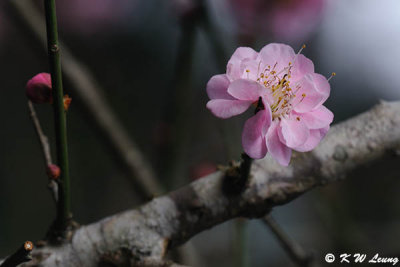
[63,95,72,111]
[26,73,52,104]
[0,241,34,267]
[47,164,61,180]
[23,241,33,252]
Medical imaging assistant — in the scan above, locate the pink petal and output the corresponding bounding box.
[227,47,258,80]
[278,118,309,148]
[227,79,263,101]
[206,74,234,100]
[259,43,295,72]
[297,105,333,129]
[242,108,272,159]
[266,121,292,166]
[290,54,314,82]
[312,73,331,106]
[292,73,330,113]
[206,99,252,119]
[294,126,329,152]
[239,58,260,80]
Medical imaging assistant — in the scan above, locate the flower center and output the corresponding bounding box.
[247,60,304,120]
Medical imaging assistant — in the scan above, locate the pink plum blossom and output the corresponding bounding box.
[206,43,333,166]
[57,0,136,34]
[230,0,325,43]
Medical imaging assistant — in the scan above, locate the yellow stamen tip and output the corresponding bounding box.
[302,44,306,49]
[332,72,336,76]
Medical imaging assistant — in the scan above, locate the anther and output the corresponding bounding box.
[328,72,336,81]
[297,44,306,55]
[296,117,301,121]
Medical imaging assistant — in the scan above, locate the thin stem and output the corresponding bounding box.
[43,0,71,233]
[263,215,313,267]
[28,101,52,166]
[28,101,59,202]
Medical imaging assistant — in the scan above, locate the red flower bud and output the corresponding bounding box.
[47,164,61,180]
[26,73,52,104]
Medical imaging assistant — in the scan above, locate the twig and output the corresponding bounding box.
[5,0,163,200]
[263,215,313,267]
[0,241,33,267]
[43,0,71,235]
[28,101,52,166]
[234,219,249,267]
[27,101,58,202]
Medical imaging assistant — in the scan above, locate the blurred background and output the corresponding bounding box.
[0,0,400,266]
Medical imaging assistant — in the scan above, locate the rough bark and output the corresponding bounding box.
[2,101,400,266]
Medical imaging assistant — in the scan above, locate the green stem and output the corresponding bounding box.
[234,219,249,267]
[43,0,71,234]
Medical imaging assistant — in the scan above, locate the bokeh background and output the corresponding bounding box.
[1,0,400,266]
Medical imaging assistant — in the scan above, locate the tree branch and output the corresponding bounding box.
[7,101,398,266]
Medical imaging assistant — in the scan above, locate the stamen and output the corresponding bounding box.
[254,56,309,121]
[327,72,336,81]
[297,44,306,55]
[257,61,262,78]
